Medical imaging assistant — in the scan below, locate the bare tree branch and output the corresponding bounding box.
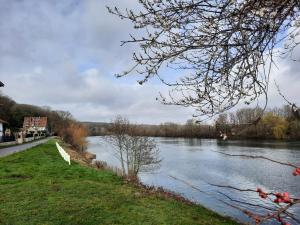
[275,80,300,120]
[213,151,299,169]
[108,0,300,119]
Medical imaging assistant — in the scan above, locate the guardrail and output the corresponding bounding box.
[56,142,71,165]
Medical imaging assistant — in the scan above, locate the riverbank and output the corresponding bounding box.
[0,139,240,225]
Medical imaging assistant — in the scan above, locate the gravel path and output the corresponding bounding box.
[0,138,51,158]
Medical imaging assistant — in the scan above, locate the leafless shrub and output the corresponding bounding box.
[105,115,161,177]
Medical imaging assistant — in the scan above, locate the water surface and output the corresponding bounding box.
[87,136,300,224]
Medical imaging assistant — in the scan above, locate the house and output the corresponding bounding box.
[0,119,8,142]
[23,117,48,137]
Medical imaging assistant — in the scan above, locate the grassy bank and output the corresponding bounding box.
[0,140,240,225]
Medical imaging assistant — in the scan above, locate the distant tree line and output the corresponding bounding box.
[84,120,217,139]
[85,105,300,141]
[83,122,110,136]
[131,121,217,139]
[215,105,300,140]
[141,105,300,140]
[0,94,87,151]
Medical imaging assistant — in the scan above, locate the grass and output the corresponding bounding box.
[0,140,240,225]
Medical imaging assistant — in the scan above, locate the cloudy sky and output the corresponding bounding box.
[0,0,299,124]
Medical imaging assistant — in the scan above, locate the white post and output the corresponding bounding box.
[56,142,71,165]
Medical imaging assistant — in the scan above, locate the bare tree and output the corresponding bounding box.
[275,82,300,120]
[106,116,161,177]
[123,133,161,176]
[106,115,130,175]
[235,107,264,125]
[108,0,300,119]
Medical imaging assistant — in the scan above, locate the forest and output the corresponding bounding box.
[0,94,87,151]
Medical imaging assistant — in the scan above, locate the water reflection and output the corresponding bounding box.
[158,137,204,146]
[87,137,300,225]
[217,139,300,150]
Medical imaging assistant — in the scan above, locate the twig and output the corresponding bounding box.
[213,151,298,168]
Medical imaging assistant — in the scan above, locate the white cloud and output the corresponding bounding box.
[0,0,299,124]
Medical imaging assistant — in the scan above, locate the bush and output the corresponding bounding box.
[61,122,88,152]
[106,115,161,178]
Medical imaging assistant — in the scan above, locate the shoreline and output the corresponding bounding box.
[88,134,300,143]
[0,139,241,224]
[59,138,244,225]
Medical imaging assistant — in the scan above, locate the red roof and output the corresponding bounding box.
[23,117,47,129]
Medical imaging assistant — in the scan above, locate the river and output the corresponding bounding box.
[87,136,300,225]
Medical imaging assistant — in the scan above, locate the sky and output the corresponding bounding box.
[0,0,299,124]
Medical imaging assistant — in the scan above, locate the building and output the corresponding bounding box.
[0,81,4,87]
[0,119,8,142]
[23,117,48,137]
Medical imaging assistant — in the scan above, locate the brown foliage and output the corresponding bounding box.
[61,122,88,152]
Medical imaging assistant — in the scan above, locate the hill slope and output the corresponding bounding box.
[0,140,239,225]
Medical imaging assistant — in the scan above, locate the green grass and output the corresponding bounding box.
[0,140,240,225]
